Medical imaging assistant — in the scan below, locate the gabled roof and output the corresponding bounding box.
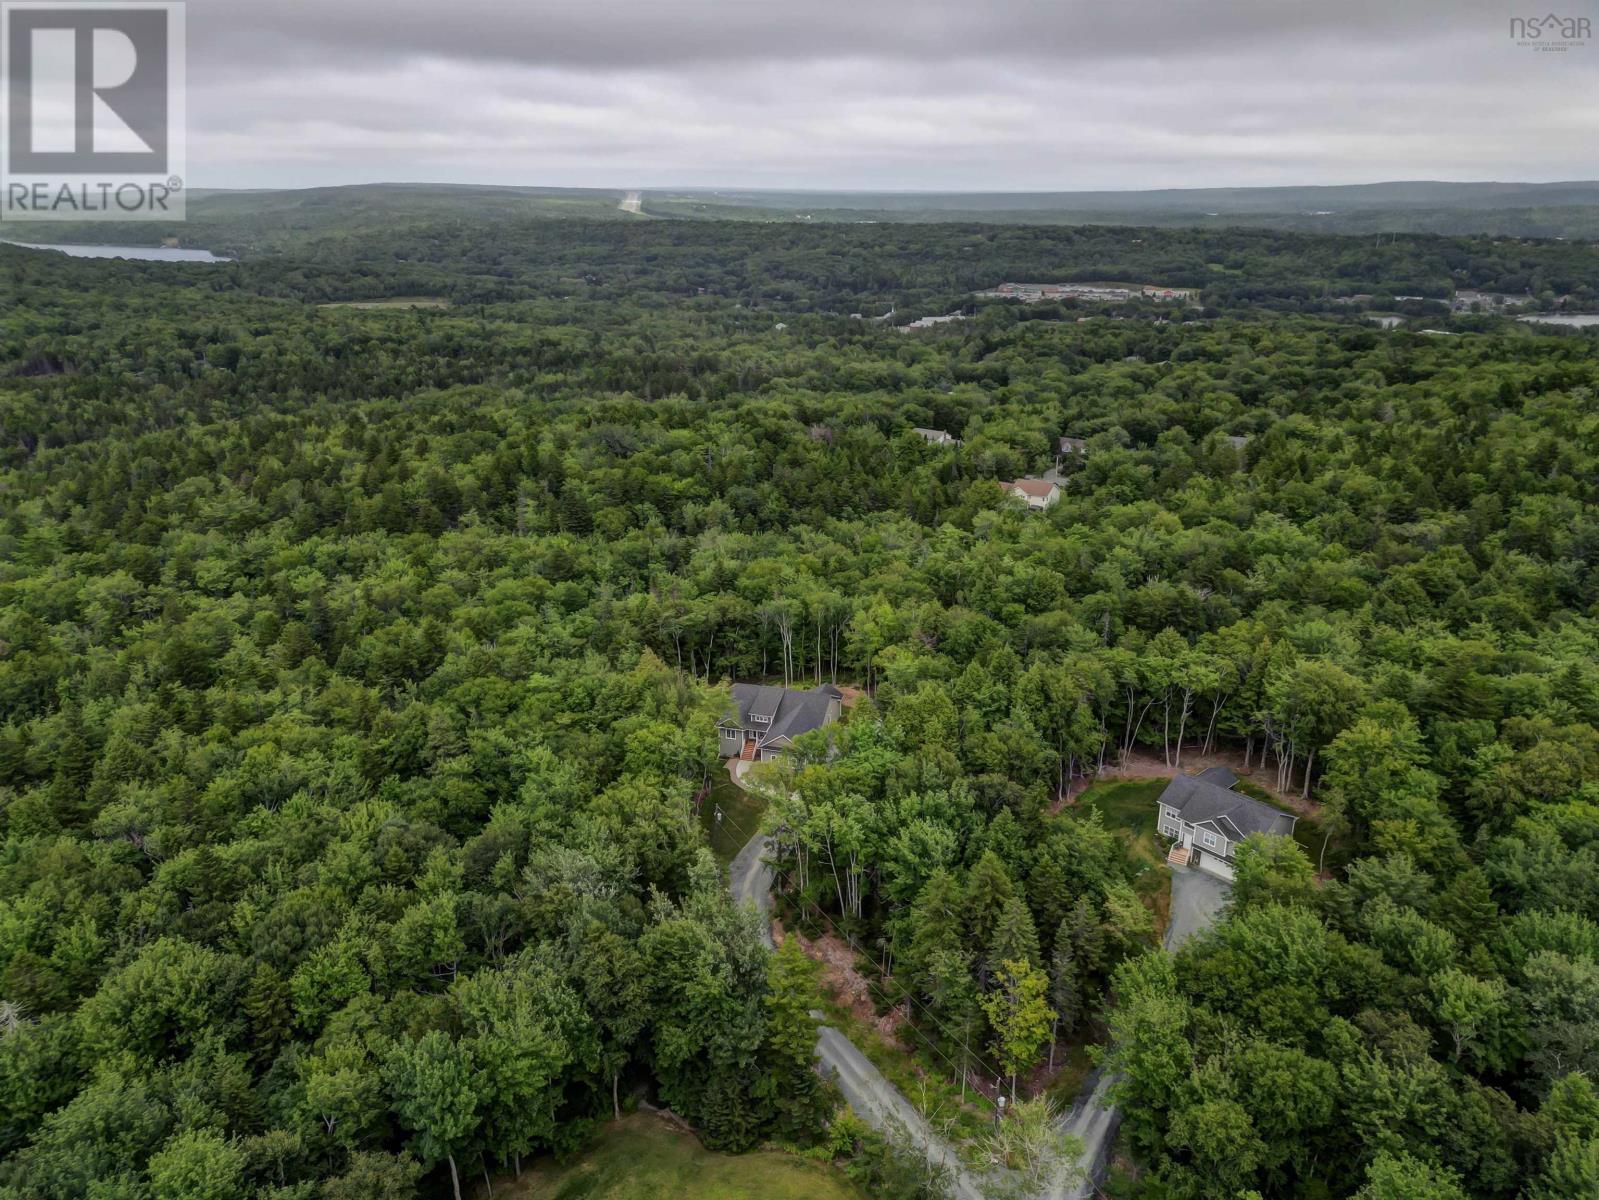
[1193,765,1238,789]
[746,685,783,722]
[1002,478,1059,499]
[1059,435,1088,452]
[1158,772,1296,841]
[722,683,838,744]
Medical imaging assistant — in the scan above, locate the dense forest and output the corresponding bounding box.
[2,218,1599,1200]
[12,197,1599,314]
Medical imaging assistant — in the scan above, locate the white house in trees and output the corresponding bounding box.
[999,478,1061,509]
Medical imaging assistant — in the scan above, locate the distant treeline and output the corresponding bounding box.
[7,215,1599,318]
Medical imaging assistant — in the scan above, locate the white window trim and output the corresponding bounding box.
[1201,831,1219,848]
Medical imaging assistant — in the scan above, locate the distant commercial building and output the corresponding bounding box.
[976,282,1197,304]
[1452,289,1521,312]
[901,312,967,330]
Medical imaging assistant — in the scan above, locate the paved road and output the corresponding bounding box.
[1049,864,1230,1199]
[619,190,643,214]
[724,773,988,1200]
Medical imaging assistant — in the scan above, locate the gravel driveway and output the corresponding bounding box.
[1054,865,1231,1199]
[1165,866,1230,951]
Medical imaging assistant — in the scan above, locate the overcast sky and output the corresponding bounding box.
[186,0,1599,191]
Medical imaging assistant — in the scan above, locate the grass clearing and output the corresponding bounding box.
[488,1112,866,1200]
[1073,779,1173,933]
[318,296,450,309]
[699,774,767,864]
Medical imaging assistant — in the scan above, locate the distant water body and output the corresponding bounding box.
[1518,313,1599,327]
[2,240,227,263]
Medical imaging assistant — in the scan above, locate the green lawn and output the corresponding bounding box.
[1073,779,1173,933]
[491,1113,866,1200]
[699,775,768,864]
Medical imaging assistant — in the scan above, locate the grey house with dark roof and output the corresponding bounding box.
[1156,768,1297,880]
[718,683,842,762]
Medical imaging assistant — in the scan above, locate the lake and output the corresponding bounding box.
[1,240,228,263]
[1518,313,1599,327]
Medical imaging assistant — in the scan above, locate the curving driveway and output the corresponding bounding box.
[724,764,988,1200]
[724,763,1230,1200]
[1050,863,1229,1199]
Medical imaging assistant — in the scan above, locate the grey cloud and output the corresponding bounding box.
[178,0,1599,190]
[189,0,1497,71]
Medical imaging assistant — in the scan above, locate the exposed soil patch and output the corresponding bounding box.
[780,925,907,1046]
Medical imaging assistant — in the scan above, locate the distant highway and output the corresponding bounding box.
[619,190,643,214]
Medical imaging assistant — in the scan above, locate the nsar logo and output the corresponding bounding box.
[1509,12,1591,51]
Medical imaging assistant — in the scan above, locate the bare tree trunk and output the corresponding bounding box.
[447,1154,462,1200]
[1202,692,1228,755]
[1126,698,1155,761]
[1174,691,1193,769]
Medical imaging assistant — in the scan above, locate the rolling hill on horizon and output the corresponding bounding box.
[11,178,1599,255]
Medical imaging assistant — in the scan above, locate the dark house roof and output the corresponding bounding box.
[721,684,838,744]
[1193,765,1238,789]
[1158,772,1297,842]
